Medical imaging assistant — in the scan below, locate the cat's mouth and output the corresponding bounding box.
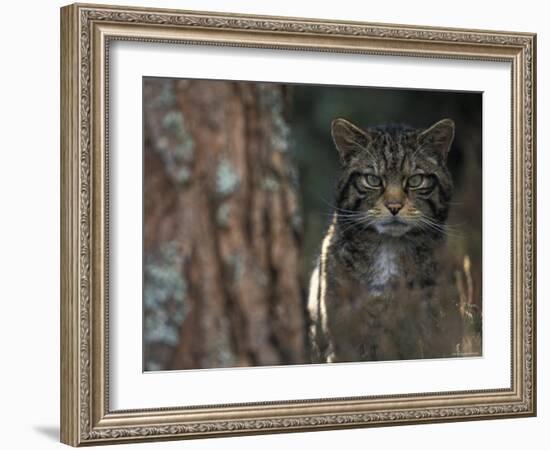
[373,217,411,237]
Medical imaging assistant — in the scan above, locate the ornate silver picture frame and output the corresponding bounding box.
[60,3,536,446]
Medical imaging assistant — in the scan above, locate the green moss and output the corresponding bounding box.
[258,84,291,153]
[162,110,184,131]
[216,158,240,196]
[146,79,176,109]
[161,111,195,161]
[271,114,291,152]
[213,318,235,367]
[154,110,195,187]
[174,139,194,162]
[145,361,163,371]
[228,252,244,282]
[173,166,191,185]
[262,175,279,192]
[156,136,169,151]
[287,164,300,189]
[216,203,231,228]
[291,211,303,233]
[143,242,187,348]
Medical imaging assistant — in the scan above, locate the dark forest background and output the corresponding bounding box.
[142,77,482,371]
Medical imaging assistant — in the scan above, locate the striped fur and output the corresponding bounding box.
[308,118,459,363]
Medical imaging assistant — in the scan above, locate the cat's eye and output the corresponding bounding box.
[363,174,382,188]
[408,174,425,189]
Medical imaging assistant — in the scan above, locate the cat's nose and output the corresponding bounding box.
[385,202,403,216]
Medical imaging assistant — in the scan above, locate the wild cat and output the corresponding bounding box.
[308,118,464,363]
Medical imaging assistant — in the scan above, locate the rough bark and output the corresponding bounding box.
[143,78,306,370]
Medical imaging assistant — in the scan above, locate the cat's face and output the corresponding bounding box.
[332,118,454,238]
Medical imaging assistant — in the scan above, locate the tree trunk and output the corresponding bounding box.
[143,78,306,370]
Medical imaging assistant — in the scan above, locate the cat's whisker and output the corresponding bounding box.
[425,216,464,231]
[334,214,373,225]
[337,219,368,230]
[338,215,366,222]
[419,218,448,233]
[335,211,368,217]
[338,215,377,235]
[444,222,466,231]
[420,216,459,232]
[322,212,364,218]
[417,216,463,239]
[416,220,447,238]
[317,197,365,215]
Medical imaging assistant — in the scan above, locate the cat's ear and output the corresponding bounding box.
[417,118,455,163]
[331,118,371,164]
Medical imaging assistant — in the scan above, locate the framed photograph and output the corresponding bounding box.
[60,3,536,446]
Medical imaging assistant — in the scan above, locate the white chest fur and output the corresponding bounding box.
[369,243,401,287]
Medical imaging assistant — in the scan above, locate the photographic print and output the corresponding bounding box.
[61,4,535,445]
[142,78,482,371]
